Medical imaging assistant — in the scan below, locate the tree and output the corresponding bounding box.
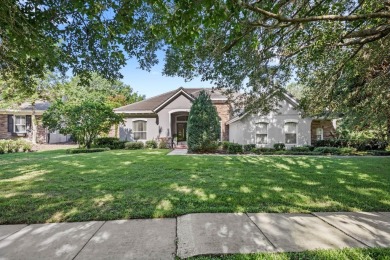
[60,73,144,107]
[42,100,123,148]
[0,72,65,143]
[187,90,220,153]
[2,1,390,139]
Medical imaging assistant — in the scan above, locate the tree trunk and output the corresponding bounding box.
[387,114,390,143]
[31,102,37,144]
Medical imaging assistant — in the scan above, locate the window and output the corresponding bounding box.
[14,115,27,133]
[132,120,147,140]
[256,123,268,144]
[176,116,188,122]
[316,128,324,140]
[284,122,297,144]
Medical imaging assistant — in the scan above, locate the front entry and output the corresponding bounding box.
[177,123,187,142]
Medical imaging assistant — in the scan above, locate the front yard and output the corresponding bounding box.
[0,149,389,224]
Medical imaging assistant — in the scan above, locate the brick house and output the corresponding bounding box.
[0,101,70,144]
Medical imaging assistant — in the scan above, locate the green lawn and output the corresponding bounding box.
[190,248,390,259]
[0,149,389,224]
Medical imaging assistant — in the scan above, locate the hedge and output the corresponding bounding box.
[313,138,388,151]
[66,148,110,154]
[125,141,144,150]
[94,137,126,150]
[0,139,33,154]
[145,140,158,149]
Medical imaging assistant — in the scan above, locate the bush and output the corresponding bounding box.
[94,137,126,150]
[145,140,158,149]
[290,146,310,152]
[314,147,342,155]
[313,138,388,151]
[66,148,110,154]
[274,143,286,151]
[243,144,256,153]
[252,147,275,154]
[125,141,144,150]
[158,138,169,149]
[222,141,230,151]
[227,143,243,154]
[366,150,390,156]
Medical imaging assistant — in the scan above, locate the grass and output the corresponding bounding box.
[189,248,390,259]
[0,149,389,224]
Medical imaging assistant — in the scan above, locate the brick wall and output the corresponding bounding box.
[214,103,231,141]
[311,120,336,144]
[0,114,47,143]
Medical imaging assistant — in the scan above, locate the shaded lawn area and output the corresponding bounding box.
[0,149,389,224]
[190,248,390,260]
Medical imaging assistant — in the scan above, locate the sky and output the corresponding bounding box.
[119,52,212,98]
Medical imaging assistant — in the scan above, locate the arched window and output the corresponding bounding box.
[284,122,297,144]
[133,120,147,140]
[256,122,268,144]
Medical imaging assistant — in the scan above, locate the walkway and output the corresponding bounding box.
[167,149,188,155]
[0,212,389,259]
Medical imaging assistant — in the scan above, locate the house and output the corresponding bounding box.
[114,87,336,148]
[0,101,70,144]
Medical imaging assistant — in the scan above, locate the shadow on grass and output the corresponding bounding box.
[0,150,389,224]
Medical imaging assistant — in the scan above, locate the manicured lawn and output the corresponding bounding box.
[0,149,389,224]
[190,248,390,259]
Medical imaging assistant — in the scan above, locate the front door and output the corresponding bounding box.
[177,123,187,142]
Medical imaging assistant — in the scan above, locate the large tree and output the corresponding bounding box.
[42,100,123,148]
[187,90,220,153]
[2,1,390,138]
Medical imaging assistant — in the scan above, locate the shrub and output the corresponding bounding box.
[252,147,275,154]
[17,140,33,152]
[158,138,169,149]
[243,144,256,153]
[290,146,310,152]
[0,140,6,154]
[125,141,144,150]
[366,150,390,156]
[313,147,342,154]
[187,90,220,153]
[274,143,286,151]
[227,143,243,154]
[94,137,126,150]
[222,141,230,151]
[313,138,388,151]
[66,148,110,154]
[145,140,158,149]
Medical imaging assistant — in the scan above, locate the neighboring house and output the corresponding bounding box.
[114,87,336,148]
[0,101,71,144]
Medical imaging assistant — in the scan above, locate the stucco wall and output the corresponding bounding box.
[229,99,313,148]
[157,94,193,138]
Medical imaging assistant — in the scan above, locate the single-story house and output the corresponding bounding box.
[114,87,336,148]
[0,101,70,144]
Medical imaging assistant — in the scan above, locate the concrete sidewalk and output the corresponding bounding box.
[0,212,389,259]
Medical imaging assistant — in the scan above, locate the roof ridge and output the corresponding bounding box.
[114,88,180,110]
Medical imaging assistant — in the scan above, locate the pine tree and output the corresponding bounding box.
[187,90,221,153]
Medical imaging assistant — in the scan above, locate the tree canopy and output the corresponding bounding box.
[42,100,123,148]
[2,1,390,137]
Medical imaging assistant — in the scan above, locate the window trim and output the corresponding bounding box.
[132,119,147,140]
[284,121,298,145]
[14,115,27,134]
[256,122,268,145]
[316,127,324,141]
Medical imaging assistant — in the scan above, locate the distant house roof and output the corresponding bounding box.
[0,100,50,114]
[114,87,228,114]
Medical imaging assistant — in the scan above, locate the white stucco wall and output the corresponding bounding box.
[157,94,192,138]
[228,99,313,148]
[119,94,193,141]
[119,117,159,142]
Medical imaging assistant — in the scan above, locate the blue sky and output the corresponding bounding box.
[119,53,212,98]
